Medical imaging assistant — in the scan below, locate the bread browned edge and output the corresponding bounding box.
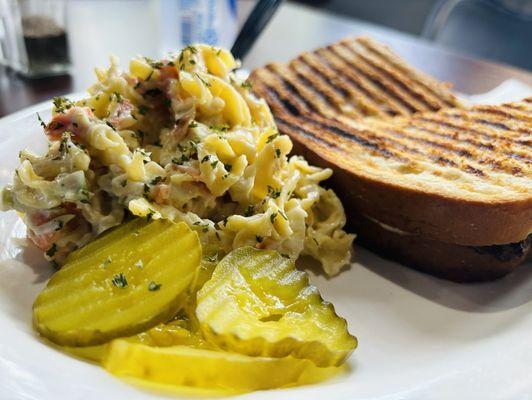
[289,135,531,281]
[352,213,530,282]
[289,136,532,247]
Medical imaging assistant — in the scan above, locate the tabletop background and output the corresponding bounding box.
[1,0,531,117]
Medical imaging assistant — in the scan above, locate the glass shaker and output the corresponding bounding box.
[0,0,70,77]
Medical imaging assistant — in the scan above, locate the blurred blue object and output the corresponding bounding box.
[423,0,532,70]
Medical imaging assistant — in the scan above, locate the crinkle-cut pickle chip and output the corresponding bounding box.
[104,340,339,391]
[196,247,357,367]
[33,219,202,346]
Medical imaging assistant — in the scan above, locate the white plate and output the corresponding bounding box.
[1,95,531,400]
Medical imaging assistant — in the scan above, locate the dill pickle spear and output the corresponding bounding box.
[196,247,357,367]
[104,340,340,391]
[33,220,201,346]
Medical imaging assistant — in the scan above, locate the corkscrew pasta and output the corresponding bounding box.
[1,44,354,275]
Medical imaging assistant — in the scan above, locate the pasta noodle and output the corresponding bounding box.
[1,44,354,275]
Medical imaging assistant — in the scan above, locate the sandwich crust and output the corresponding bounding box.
[249,37,531,247]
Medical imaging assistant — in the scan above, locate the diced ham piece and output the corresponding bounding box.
[45,107,93,141]
[108,99,135,130]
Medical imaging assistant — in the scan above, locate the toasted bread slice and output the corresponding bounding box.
[249,37,532,247]
[249,36,463,127]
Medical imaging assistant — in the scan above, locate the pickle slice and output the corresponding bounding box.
[33,220,201,346]
[196,247,357,367]
[104,340,339,391]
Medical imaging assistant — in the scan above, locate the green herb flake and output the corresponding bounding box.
[241,81,253,90]
[266,133,279,144]
[150,176,163,185]
[52,97,74,113]
[146,209,156,222]
[148,281,162,291]
[45,243,57,258]
[112,273,128,289]
[36,113,46,128]
[210,160,218,169]
[270,213,277,224]
[267,185,281,199]
[138,105,148,115]
[100,257,112,268]
[189,121,198,128]
[55,220,64,231]
[275,148,281,158]
[256,235,263,243]
[244,205,254,217]
[195,73,211,87]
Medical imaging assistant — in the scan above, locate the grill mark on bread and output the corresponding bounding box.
[250,36,530,197]
[298,52,388,118]
[315,48,408,116]
[352,36,460,108]
[322,46,418,115]
[339,40,443,112]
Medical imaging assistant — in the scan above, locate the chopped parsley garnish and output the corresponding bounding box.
[267,185,281,199]
[79,189,91,204]
[189,121,198,129]
[184,45,198,54]
[241,81,253,90]
[150,176,163,185]
[52,97,74,113]
[148,281,162,291]
[36,113,46,128]
[120,179,127,187]
[192,221,210,233]
[46,243,57,258]
[195,73,211,87]
[113,92,122,102]
[270,213,277,224]
[106,121,115,130]
[209,124,229,133]
[112,273,128,288]
[210,160,218,169]
[55,220,64,231]
[244,205,254,217]
[224,163,232,173]
[138,105,148,115]
[201,155,210,163]
[266,133,279,143]
[146,209,156,222]
[256,235,263,243]
[189,59,196,65]
[280,253,290,259]
[275,148,281,158]
[204,253,219,263]
[100,257,112,268]
[136,130,145,140]
[143,184,150,196]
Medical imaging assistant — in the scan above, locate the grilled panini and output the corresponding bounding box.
[250,36,463,127]
[249,36,532,282]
